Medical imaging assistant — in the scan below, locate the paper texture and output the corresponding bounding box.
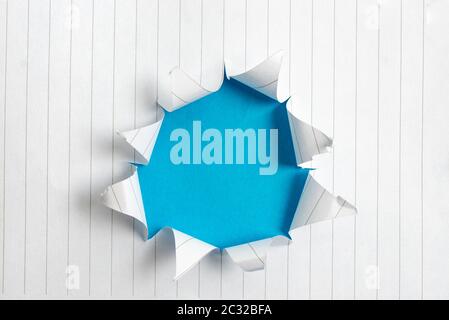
[172,229,217,280]
[290,175,356,229]
[286,98,333,167]
[118,108,165,163]
[225,238,272,272]
[101,51,356,278]
[100,166,146,228]
[226,50,288,102]
[164,68,222,112]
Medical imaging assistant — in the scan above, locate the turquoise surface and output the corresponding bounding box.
[137,78,309,248]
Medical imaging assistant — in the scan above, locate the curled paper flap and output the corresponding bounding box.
[160,51,287,113]
[225,238,272,272]
[172,229,217,280]
[286,99,333,166]
[119,108,165,163]
[227,50,287,102]
[100,166,147,228]
[160,68,221,112]
[289,175,357,231]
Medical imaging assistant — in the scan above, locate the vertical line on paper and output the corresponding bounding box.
[331,0,336,300]
[66,0,73,297]
[420,0,425,300]
[288,0,291,95]
[220,250,223,298]
[111,0,117,297]
[376,0,380,300]
[200,0,203,86]
[244,0,248,79]
[222,0,225,69]
[353,0,358,300]
[222,0,225,72]
[132,0,138,297]
[88,0,95,297]
[309,0,314,300]
[398,0,403,299]
[267,0,269,56]
[264,254,267,299]
[45,0,52,296]
[23,0,30,295]
[244,0,247,70]
[178,0,181,68]
[1,0,8,296]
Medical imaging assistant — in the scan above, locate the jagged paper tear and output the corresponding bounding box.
[101,51,357,278]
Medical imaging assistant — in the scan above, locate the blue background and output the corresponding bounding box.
[137,78,309,248]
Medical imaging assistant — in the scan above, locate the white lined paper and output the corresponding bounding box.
[0,0,447,299]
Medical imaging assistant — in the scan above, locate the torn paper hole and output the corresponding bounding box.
[101,51,357,279]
